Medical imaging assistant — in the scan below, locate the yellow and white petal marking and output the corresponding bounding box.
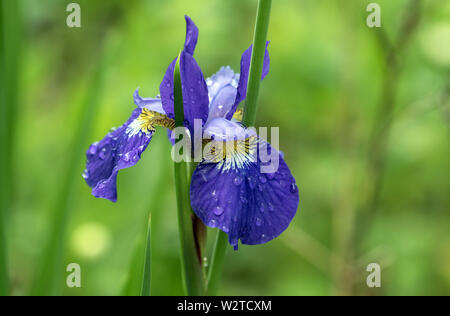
[204,136,258,171]
[126,108,175,137]
[232,108,244,122]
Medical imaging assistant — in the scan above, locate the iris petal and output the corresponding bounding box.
[133,88,164,113]
[206,67,240,122]
[84,108,153,202]
[160,18,209,133]
[190,137,299,248]
[226,42,271,120]
[184,15,199,55]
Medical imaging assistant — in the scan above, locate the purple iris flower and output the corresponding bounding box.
[84,16,299,249]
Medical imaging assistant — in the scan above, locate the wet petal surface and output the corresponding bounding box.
[190,140,299,248]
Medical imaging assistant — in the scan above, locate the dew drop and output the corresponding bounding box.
[233,176,243,186]
[248,176,257,190]
[170,94,174,101]
[99,148,107,160]
[290,183,298,193]
[203,257,209,268]
[82,169,89,180]
[259,176,267,184]
[208,219,218,228]
[214,206,224,216]
[260,203,266,213]
[88,144,98,155]
[256,218,263,227]
[166,82,171,88]
[123,153,131,163]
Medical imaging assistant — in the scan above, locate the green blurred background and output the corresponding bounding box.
[1,0,449,296]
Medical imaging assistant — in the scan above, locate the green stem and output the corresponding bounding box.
[140,213,152,296]
[206,231,228,296]
[242,0,272,127]
[173,55,204,296]
[206,0,272,296]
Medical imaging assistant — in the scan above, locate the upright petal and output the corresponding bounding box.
[226,42,271,120]
[134,88,165,113]
[179,51,210,130]
[184,15,199,55]
[160,17,209,131]
[190,120,299,248]
[205,66,240,122]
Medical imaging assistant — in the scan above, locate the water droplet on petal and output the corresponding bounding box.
[82,169,89,180]
[290,183,298,193]
[170,94,174,101]
[248,176,256,190]
[99,148,107,160]
[166,82,171,88]
[268,203,274,211]
[233,176,243,186]
[259,176,267,184]
[256,218,263,227]
[208,219,218,228]
[214,206,224,216]
[88,144,98,155]
[260,203,266,213]
[123,153,131,163]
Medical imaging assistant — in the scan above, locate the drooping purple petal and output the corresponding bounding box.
[205,67,240,122]
[83,109,153,202]
[190,136,299,249]
[226,42,271,120]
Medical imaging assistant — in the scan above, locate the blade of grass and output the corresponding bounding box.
[30,48,108,296]
[140,213,152,296]
[0,0,22,296]
[121,144,168,296]
[206,0,272,296]
[173,55,204,296]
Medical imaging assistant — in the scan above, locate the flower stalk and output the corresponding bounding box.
[206,0,273,296]
[173,55,205,296]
